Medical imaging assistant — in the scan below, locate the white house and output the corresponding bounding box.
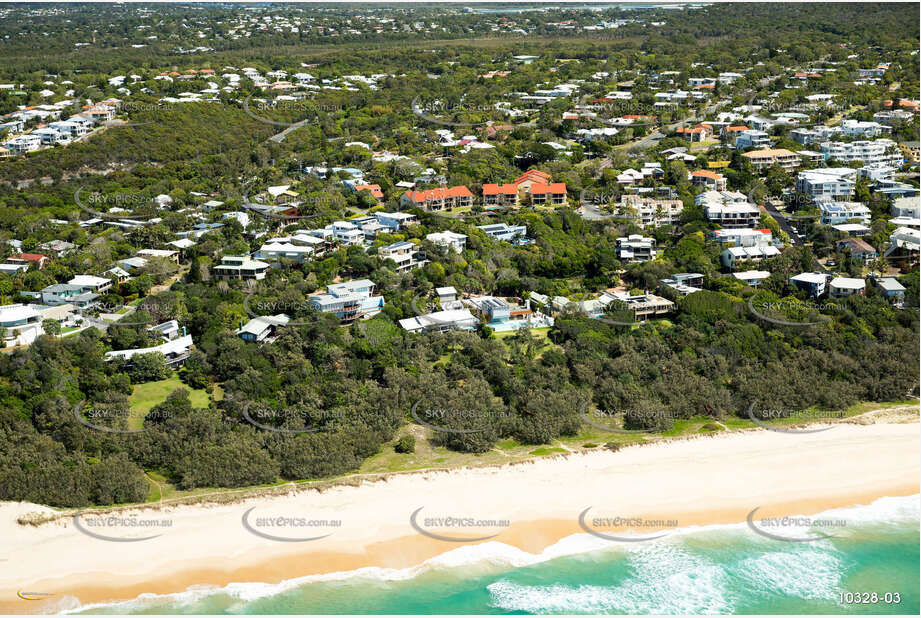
[426,231,467,253]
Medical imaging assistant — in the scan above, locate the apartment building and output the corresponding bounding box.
[481,183,520,207]
[820,139,903,167]
[697,191,761,228]
[735,130,771,150]
[795,168,856,200]
[400,185,473,211]
[710,228,773,247]
[818,201,871,225]
[619,195,684,227]
[742,148,801,171]
[530,182,568,205]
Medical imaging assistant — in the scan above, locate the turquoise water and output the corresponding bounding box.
[70,496,919,615]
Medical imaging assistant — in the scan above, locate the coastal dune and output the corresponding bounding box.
[1,421,918,613]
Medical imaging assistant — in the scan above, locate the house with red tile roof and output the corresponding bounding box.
[400,186,473,211]
[676,126,710,142]
[6,253,50,269]
[352,184,384,203]
[691,170,727,191]
[513,169,552,192]
[530,182,568,206]
[482,183,520,208]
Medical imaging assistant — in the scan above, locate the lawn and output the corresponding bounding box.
[128,374,211,429]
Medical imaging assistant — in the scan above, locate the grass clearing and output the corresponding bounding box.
[128,375,211,429]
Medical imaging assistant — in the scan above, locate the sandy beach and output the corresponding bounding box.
[1,420,918,614]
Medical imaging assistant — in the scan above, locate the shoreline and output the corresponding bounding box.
[1,420,918,614]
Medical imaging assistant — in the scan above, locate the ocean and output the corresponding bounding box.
[67,496,919,615]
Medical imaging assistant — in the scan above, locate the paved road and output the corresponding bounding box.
[269,118,312,143]
[579,202,613,221]
[762,200,801,245]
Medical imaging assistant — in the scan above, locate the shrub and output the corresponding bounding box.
[395,434,415,454]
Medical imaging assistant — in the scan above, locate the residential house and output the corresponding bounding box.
[398,309,479,334]
[254,241,316,264]
[616,168,645,185]
[828,277,866,298]
[6,253,49,270]
[477,223,530,244]
[606,291,674,321]
[789,272,828,298]
[466,296,536,330]
[136,249,180,264]
[266,185,300,204]
[308,279,384,323]
[106,266,131,285]
[148,320,180,341]
[733,270,771,287]
[676,126,710,142]
[426,231,467,253]
[820,139,903,167]
[375,211,418,231]
[38,240,76,257]
[40,284,97,308]
[212,255,270,280]
[352,184,384,204]
[378,241,427,271]
[872,277,906,306]
[237,314,290,343]
[0,304,44,346]
[105,334,194,368]
[891,197,920,219]
[69,274,113,295]
[691,170,727,191]
[616,235,656,262]
[835,237,878,263]
[659,273,704,296]
[436,287,458,303]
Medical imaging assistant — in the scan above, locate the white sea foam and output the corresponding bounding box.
[61,494,919,615]
[487,543,733,614]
